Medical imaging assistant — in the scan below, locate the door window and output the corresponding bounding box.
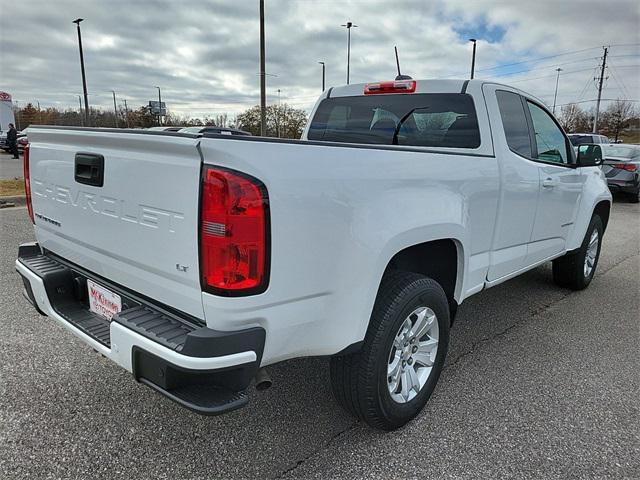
[527,102,569,164]
[496,91,532,158]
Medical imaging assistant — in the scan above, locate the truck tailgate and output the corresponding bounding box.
[27,128,205,319]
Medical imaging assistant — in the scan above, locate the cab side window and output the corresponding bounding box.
[496,90,532,158]
[526,101,569,164]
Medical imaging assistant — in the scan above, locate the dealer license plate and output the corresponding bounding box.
[87,279,122,321]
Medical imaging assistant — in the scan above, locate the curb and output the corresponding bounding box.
[0,195,26,208]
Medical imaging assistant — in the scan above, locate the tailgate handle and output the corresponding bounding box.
[74,153,104,187]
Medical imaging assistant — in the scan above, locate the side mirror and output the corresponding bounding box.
[576,144,603,167]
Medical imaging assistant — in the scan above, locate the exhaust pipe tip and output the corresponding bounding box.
[254,367,272,391]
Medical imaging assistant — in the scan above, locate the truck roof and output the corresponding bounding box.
[326,78,547,111]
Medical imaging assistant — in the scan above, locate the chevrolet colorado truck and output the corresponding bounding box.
[16,79,611,430]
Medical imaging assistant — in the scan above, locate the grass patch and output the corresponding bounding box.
[0,179,25,197]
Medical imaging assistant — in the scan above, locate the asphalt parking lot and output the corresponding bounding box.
[1,201,638,480]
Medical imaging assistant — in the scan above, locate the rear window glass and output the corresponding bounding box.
[568,135,594,146]
[308,93,481,149]
[603,145,639,159]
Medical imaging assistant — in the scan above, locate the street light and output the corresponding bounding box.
[111,90,118,127]
[276,88,281,138]
[318,61,325,91]
[469,38,477,80]
[73,18,89,125]
[259,0,266,136]
[77,95,83,126]
[341,21,358,84]
[552,68,563,115]
[155,86,162,126]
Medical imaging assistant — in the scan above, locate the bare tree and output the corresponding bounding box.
[236,104,308,138]
[600,100,636,142]
[558,103,591,133]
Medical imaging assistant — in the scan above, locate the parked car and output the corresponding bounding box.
[16,79,611,430]
[177,126,252,136]
[147,126,185,132]
[568,133,610,153]
[602,144,640,202]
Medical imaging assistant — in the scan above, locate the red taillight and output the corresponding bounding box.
[200,166,269,295]
[364,80,416,95]
[23,144,34,223]
[612,163,637,172]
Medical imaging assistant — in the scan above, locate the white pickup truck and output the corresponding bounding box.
[16,79,611,430]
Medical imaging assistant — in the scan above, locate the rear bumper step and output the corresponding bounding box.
[16,243,265,416]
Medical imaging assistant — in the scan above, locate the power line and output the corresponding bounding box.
[506,66,598,84]
[444,45,606,77]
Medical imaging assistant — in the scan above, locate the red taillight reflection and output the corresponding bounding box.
[364,80,417,95]
[200,166,269,295]
[612,163,637,172]
[23,144,34,223]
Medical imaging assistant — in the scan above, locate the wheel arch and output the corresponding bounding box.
[593,200,611,232]
[380,238,463,324]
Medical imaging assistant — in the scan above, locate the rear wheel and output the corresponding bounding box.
[629,190,640,203]
[552,214,603,290]
[330,271,450,430]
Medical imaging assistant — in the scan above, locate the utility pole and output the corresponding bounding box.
[341,21,357,84]
[469,38,477,79]
[592,46,608,133]
[111,90,118,127]
[73,18,90,126]
[155,86,162,126]
[259,0,267,136]
[37,101,41,124]
[123,99,130,128]
[77,95,83,126]
[552,68,562,115]
[318,61,325,91]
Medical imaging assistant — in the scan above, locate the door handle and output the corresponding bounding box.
[542,178,557,188]
[75,153,104,187]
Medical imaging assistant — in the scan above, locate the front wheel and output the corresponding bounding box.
[330,272,450,430]
[552,214,603,290]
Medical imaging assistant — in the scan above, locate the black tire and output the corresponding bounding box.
[629,190,639,203]
[552,214,603,290]
[330,271,450,430]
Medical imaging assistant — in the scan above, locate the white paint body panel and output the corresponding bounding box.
[25,80,611,369]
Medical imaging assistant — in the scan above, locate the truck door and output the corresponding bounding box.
[522,100,584,264]
[483,86,540,281]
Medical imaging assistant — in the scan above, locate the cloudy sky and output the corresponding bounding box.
[1,0,638,118]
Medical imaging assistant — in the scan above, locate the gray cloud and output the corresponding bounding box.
[0,0,638,117]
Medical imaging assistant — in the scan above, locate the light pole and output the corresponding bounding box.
[469,38,477,80]
[318,61,325,91]
[123,99,130,128]
[259,0,266,136]
[276,88,281,138]
[155,86,162,126]
[111,90,118,127]
[73,18,89,126]
[552,68,563,115]
[77,95,83,126]
[341,21,357,84]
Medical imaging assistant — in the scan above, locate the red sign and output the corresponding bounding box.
[0,92,12,102]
